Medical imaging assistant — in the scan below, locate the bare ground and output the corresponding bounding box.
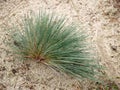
[0,0,120,90]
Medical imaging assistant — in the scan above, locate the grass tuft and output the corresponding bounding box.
[11,10,100,80]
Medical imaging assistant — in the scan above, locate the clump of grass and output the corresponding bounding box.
[11,10,100,80]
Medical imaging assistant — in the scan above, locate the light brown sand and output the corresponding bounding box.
[0,0,120,90]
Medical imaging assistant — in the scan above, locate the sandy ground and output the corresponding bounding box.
[0,0,120,90]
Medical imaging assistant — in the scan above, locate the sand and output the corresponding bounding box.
[0,0,120,90]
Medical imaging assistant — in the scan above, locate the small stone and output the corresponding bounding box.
[110,45,117,52]
[11,69,17,74]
